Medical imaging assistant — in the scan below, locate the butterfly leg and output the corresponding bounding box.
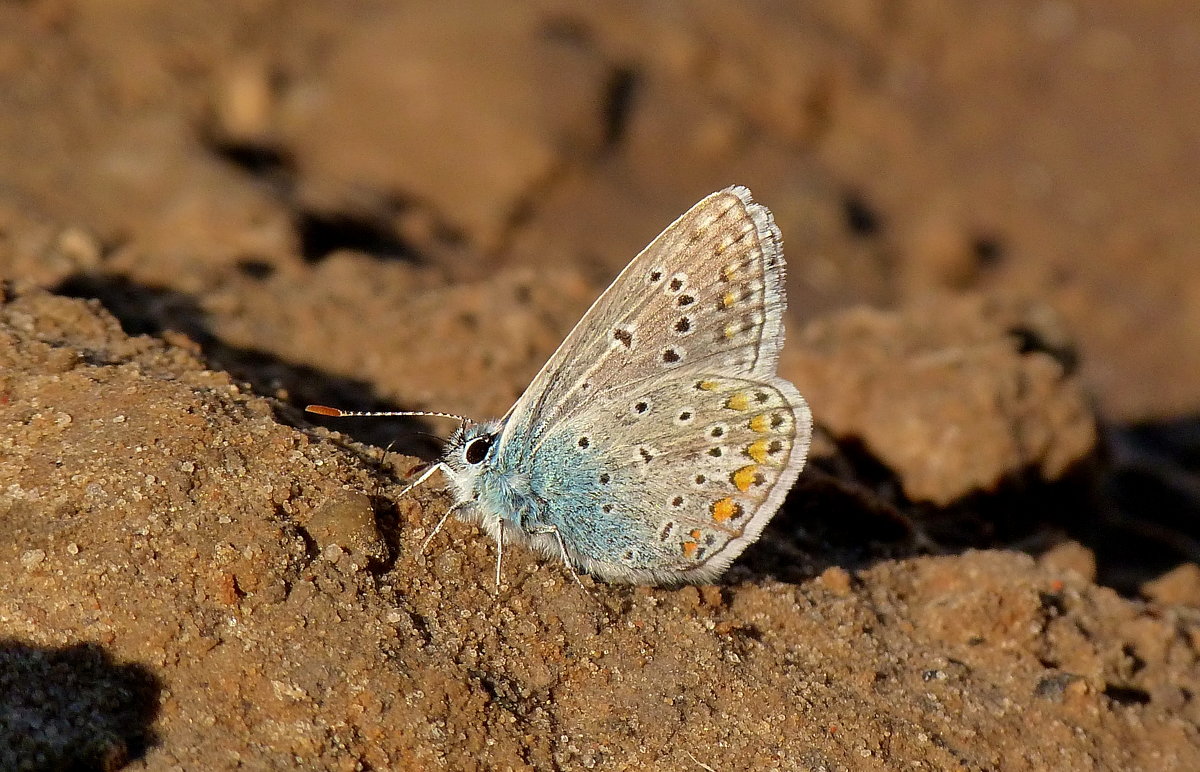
[391,460,457,552]
[494,523,505,589]
[527,524,587,590]
[397,460,447,500]
[419,499,469,553]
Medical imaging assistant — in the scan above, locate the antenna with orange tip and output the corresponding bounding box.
[305,405,469,423]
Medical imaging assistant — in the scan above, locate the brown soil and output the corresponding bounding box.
[2,2,1199,769]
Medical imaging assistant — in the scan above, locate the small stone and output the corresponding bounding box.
[1034,672,1084,702]
[20,549,46,568]
[1142,563,1200,607]
[307,490,387,563]
[213,56,276,143]
[1039,541,1097,583]
[53,226,103,269]
[819,565,853,596]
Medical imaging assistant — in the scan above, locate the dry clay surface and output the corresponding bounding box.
[1,1,1199,770]
[2,287,1197,770]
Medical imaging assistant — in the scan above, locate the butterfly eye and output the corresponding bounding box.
[464,435,493,464]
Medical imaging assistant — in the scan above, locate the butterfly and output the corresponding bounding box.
[308,186,812,585]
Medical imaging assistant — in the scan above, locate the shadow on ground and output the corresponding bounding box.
[53,272,443,459]
[0,640,161,770]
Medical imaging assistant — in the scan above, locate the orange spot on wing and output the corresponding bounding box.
[746,439,771,463]
[726,393,750,411]
[722,291,737,308]
[749,414,770,432]
[732,465,759,492]
[681,541,699,558]
[711,498,742,523]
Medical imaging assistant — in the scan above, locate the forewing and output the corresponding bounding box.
[499,186,787,448]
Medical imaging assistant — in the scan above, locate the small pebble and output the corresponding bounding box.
[1142,563,1200,607]
[307,490,386,561]
[819,565,853,596]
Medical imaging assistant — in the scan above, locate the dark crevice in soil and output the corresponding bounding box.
[296,209,420,263]
[601,66,639,148]
[210,140,294,179]
[1006,325,1080,374]
[234,257,276,279]
[1103,684,1151,706]
[842,193,882,237]
[1101,417,1200,592]
[291,520,321,567]
[973,235,1005,267]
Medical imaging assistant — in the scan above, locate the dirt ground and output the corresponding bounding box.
[1,1,1199,769]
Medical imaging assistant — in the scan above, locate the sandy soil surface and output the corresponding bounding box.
[1,1,1199,769]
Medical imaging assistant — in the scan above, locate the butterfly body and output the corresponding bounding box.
[429,186,813,585]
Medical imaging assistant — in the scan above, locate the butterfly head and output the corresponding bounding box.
[443,419,504,476]
[440,418,519,530]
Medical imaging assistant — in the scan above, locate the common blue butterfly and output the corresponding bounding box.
[309,186,812,585]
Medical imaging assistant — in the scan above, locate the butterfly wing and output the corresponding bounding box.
[494,186,811,582]
[534,371,811,583]
[499,186,788,440]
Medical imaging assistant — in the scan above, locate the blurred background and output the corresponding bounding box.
[2,0,1198,591]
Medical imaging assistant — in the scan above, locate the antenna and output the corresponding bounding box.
[305,405,469,423]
